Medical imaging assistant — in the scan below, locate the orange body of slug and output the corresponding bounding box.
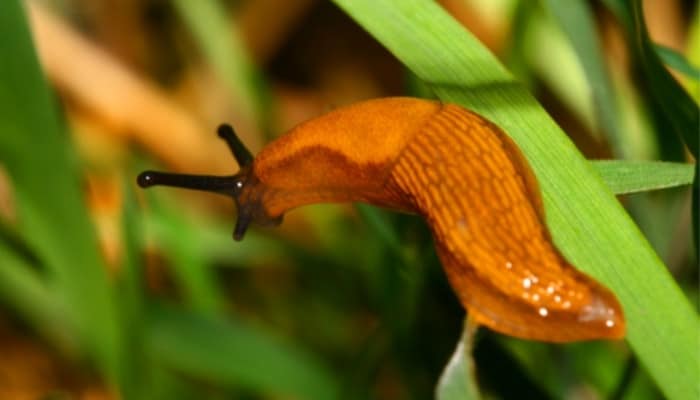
[139,97,625,342]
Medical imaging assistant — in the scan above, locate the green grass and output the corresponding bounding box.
[592,160,695,194]
[332,1,698,399]
[545,0,627,157]
[436,319,480,400]
[0,0,696,399]
[0,0,124,386]
[171,0,264,126]
[0,1,339,398]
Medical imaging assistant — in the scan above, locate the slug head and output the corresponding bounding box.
[137,124,282,241]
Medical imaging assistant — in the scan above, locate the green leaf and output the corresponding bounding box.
[592,160,695,194]
[331,1,699,399]
[116,182,148,398]
[171,0,265,126]
[524,8,597,134]
[0,0,123,385]
[655,44,700,80]
[545,0,627,157]
[0,242,72,351]
[147,196,225,314]
[436,320,480,400]
[145,198,287,268]
[604,0,700,257]
[355,204,408,264]
[147,305,340,400]
[608,0,698,157]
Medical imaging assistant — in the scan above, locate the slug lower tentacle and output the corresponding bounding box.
[137,97,625,342]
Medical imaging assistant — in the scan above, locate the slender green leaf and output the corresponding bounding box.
[149,196,225,314]
[332,1,699,399]
[592,160,695,194]
[687,7,700,97]
[147,305,339,400]
[0,0,123,384]
[504,0,537,86]
[145,203,286,268]
[117,182,148,399]
[546,0,687,293]
[607,0,700,256]
[545,0,627,157]
[436,320,480,400]
[524,6,597,134]
[611,0,698,156]
[356,204,408,264]
[655,44,700,80]
[0,243,72,351]
[172,0,263,125]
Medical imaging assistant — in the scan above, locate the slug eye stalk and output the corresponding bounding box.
[137,124,277,241]
[216,123,254,167]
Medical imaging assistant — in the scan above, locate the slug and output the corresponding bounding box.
[137,97,625,342]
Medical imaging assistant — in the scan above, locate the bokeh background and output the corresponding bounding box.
[0,0,697,399]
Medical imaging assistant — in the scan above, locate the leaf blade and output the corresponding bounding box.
[147,305,340,400]
[0,0,123,385]
[592,160,695,194]
[332,1,699,399]
[436,320,480,400]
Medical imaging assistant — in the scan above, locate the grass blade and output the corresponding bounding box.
[0,243,72,351]
[436,320,480,400]
[627,0,698,156]
[545,0,627,157]
[116,182,148,398]
[0,0,123,385]
[147,304,340,399]
[171,0,264,126]
[332,1,698,399]
[592,160,695,194]
[655,44,700,80]
[146,196,226,314]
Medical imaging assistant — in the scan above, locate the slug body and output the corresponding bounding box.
[138,97,625,342]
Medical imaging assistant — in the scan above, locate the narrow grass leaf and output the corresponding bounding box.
[147,304,339,400]
[545,0,627,157]
[0,243,72,351]
[655,44,700,80]
[607,0,700,254]
[436,320,480,400]
[145,207,287,268]
[0,0,123,384]
[148,195,225,314]
[355,204,406,262]
[592,160,695,194]
[115,182,148,398]
[612,0,698,156]
[172,0,263,124]
[332,1,698,399]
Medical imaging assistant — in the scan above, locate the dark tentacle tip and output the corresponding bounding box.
[217,123,234,139]
[233,212,251,241]
[137,171,157,188]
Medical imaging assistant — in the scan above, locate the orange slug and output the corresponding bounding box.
[137,97,625,342]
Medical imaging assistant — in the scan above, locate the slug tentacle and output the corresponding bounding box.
[217,123,254,168]
[136,97,625,342]
[136,124,280,241]
[137,171,241,194]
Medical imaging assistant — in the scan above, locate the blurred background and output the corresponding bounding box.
[0,0,697,399]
